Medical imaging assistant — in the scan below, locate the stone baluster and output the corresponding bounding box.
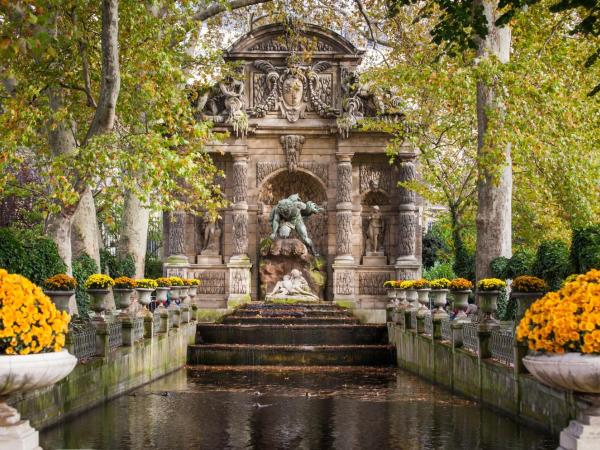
[333,153,357,307]
[395,158,420,278]
[228,154,252,308]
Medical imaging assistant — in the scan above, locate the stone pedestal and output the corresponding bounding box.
[0,403,41,450]
[559,402,600,450]
[259,238,326,300]
[196,254,223,265]
[332,261,357,308]
[121,315,135,346]
[362,252,387,266]
[227,256,252,308]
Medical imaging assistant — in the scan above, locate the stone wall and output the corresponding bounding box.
[389,323,587,435]
[8,322,196,430]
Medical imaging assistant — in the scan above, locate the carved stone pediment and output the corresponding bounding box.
[227,23,362,56]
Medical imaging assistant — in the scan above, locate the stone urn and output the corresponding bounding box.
[405,289,419,312]
[43,290,75,313]
[523,353,600,449]
[386,287,397,300]
[511,291,545,323]
[0,350,77,450]
[478,290,500,324]
[396,289,409,309]
[136,288,155,307]
[189,286,198,298]
[180,286,190,301]
[156,287,170,303]
[113,288,134,310]
[430,289,449,319]
[170,286,181,302]
[416,289,431,318]
[87,289,111,314]
[451,290,472,322]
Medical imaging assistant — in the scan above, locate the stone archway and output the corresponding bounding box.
[257,169,329,256]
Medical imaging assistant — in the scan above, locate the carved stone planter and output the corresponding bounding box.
[416,289,431,318]
[478,290,500,324]
[451,290,471,322]
[523,353,600,450]
[87,289,111,314]
[430,289,449,319]
[386,288,397,300]
[136,288,155,308]
[511,291,545,324]
[170,286,182,302]
[113,288,134,310]
[0,350,77,450]
[156,287,170,303]
[43,290,75,313]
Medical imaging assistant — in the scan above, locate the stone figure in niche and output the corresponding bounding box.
[269,194,323,255]
[201,215,222,256]
[267,269,319,301]
[365,206,384,254]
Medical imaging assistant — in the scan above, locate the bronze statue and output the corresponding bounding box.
[269,194,323,255]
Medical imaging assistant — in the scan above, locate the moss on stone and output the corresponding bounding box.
[259,237,273,254]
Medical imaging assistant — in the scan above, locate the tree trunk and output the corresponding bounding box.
[117,190,150,278]
[71,187,101,267]
[47,212,73,276]
[474,0,512,281]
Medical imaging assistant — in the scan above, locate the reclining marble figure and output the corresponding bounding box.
[268,269,319,301]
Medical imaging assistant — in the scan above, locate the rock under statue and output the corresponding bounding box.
[267,269,319,301]
[269,194,323,255]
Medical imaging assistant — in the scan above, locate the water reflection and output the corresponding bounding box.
[41,367,556,450]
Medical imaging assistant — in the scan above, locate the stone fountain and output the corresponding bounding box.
[259,194,327,301]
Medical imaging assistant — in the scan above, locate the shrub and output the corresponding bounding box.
[571,225,600,273]
[412,279,430,289]
[496,287,515,321]
[422,225,451,269]
[43,274,77,291]
[0,227,66,285]
[512,275,548,293]
[168,276,184,286]
[144,255,163,279]
[113,276,137,289]
[430,278,451,289]
[533,240,571,291]
[490,256,510,280]
[477,278,506,291]
[0,269,70,355]
[449,278,473,291]
[453,247,475,282]
[85,274,115,289]
[506,250,535,279]
[517,269,600,353]
[155,277,172,287]
[72,253,98,318]
[136,278,158,289]
[100,249,135,278]
[424,261,456,281]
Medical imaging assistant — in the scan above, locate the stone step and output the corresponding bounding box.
[234,309,349,318]
[221,316,360,325]
[187,344,395,366]
[241,302,344,312]
[196,324,388,345]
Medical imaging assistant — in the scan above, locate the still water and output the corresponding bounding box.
[41,367,557,450]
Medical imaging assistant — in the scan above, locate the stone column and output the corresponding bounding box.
[333,153,357,308]
[166,211,189,264]
[227,154,252,308]
[395,158,421,279]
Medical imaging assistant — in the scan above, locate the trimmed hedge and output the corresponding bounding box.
[72,253,98,318]
[0,227,66,285]
[533,240,571,291]
[571,225,600,273]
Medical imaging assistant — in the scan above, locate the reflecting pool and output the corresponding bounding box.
[41,367,556,449]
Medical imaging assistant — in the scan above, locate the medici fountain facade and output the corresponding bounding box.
[163,23,422,321]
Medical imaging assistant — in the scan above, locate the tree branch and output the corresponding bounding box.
[84,0,120,145]
[193,0,271,21]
